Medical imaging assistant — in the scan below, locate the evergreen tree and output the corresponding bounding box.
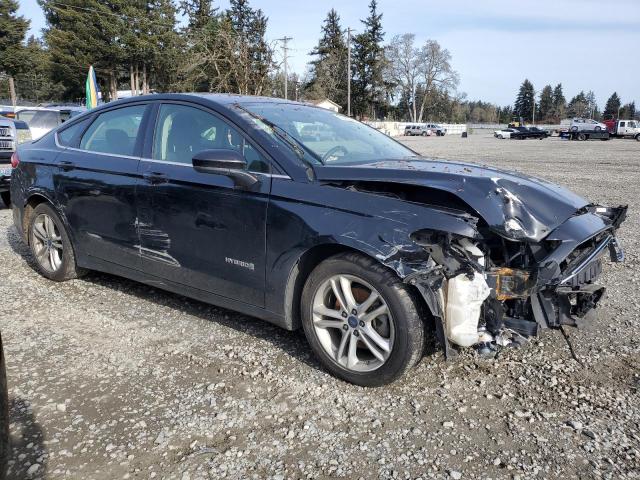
[513,79,535,121]
[40,0,129,100]
[12,36,63,102]
[305,9,348,109]
[603,92,621,118]
[180,0,214,30]
[351,0,385,118]
[551,83,566,122]
[538,85,553,122]
[567,91,588,118]
[620,101,636,119]
[0,0,29,105]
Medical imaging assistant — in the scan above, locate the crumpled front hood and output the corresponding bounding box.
[315,158,589,241]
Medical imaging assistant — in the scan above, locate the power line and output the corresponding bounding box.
[276,36,292,100]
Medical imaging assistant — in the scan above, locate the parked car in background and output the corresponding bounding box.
[568,118,608,132]
[11,93,627,386]
[425,123,446,136]
[509,126,548,140]
[404,124,433,137]
[404,124,432,136]
[15,106,85,140]
[604,118,640,140]
[494,128,515,139]
[0,118,31,207]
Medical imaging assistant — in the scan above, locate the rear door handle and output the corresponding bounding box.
[59,160,75,171]
[142,172,168,185]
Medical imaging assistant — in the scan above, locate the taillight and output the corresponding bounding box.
[10,151,19,168]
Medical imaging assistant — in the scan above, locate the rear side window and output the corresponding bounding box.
[57,118,91,146]
[79,105,145,156]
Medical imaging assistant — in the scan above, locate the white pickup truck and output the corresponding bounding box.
[605,119,640,140]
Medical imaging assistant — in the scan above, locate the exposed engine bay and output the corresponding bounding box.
[404,205,627,358]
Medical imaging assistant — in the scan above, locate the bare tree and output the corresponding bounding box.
[385,34,420,121]
[416,40,458,123]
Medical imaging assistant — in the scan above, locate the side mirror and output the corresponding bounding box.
[192,149,258,188]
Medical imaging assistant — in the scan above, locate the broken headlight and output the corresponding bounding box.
[485,267,534,300]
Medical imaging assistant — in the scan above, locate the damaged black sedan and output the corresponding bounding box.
[10,94,626,386]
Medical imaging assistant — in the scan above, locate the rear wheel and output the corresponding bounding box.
[301,252,425,387]
[595,126,602,131]
[28,203,86,281]
[0,192,9,209]
[635,134,640,142]
[577,133,587,141]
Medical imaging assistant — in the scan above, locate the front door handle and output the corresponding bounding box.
[59,160,75,171]
[142,172,168,185]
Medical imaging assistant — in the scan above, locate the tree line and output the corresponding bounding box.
[512,79,637,124]
[0,0,637,124]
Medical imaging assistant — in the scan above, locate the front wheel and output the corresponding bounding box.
[301,253,425,387]
[28,203,86,281]
[577,133,587,141]
[635,134,640,142]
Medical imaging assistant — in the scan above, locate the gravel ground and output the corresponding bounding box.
[1,133,639,480]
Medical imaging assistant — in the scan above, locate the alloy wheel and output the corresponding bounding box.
[31,213,63,273]
[311,274,395,372]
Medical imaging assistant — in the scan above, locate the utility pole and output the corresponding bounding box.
[347,27,352,117]
[277,36,293,100]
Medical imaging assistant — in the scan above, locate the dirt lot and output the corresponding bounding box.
[1,134,639,479]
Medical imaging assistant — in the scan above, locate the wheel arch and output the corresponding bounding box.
[22,193,56,244]
[282,241,432,332]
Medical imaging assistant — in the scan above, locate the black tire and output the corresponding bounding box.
[595,126,602,131]
[0,192,9,209]
[27,203,86,281]
[577,133,587,141]
[301,252,425,387]
[570,126,578,132]
[421,131,427,137]
[635,134,640,142]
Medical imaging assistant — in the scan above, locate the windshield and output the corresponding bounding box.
[18,110,60,131]
[239,103,417,165]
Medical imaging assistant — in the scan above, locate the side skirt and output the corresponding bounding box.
[82,256,291,330]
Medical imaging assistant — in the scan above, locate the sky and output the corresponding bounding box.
[18,0,640,108]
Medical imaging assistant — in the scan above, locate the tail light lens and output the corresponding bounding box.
[10,151,19,168]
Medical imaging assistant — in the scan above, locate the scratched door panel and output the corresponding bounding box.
[54,148,141,268]
[135,160,270,307]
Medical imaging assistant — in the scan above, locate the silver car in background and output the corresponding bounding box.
[15,106,85,140]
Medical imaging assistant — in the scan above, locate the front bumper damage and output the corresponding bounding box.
[402,205,627,358]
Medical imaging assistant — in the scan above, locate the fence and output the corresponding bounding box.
[366,121,564,137]
[365,121,468,137]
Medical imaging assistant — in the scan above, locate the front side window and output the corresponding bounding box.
[79,105,145,156]
[153,104,270,173]
[239,103,417,165]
